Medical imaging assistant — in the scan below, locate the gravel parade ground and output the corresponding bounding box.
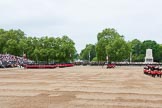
[0,66,162,108]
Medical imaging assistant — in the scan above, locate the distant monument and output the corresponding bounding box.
[145,49,153,63]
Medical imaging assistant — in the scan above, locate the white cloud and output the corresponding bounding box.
[1,0,162,53]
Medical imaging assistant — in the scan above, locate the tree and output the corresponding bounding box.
[80,44,96,61]
[128,39,162,62]
[129,39,143,62]
[4,39,19,55]
[141,40,161,62]
[0,29,6,53]
[159,45,162,62]
[97,28,121,41]
[0,29,25,55]
[96,38,107,61]
[19,38,28,56]
[59,36,76,62]
[32,48,40,62]
[130,39,142,55]
[96,28,128,62]
[106,37,130,62]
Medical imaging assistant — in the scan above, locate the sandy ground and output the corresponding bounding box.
[0,66,162,108]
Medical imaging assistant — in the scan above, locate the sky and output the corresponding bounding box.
[1,0,162,53]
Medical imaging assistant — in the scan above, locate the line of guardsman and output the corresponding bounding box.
[144,65,162,78]
[23,63,74,69]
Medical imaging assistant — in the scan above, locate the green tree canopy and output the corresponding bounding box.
[0,29,25,54]
[0,29,76,63]
[128,39,162,62]
[128,39,143,62]
[141,40,161,62]
[106,37,130,62]
[96,28,130,62]
[80,44,96,61]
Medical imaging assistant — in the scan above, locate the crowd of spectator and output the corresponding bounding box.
[0,54,32,68]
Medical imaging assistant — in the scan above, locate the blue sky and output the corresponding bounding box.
[1,0,162,53]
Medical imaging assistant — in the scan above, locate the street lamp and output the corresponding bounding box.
[89,51,91,63]
[130,52,132,63]
[106,55,108,63]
